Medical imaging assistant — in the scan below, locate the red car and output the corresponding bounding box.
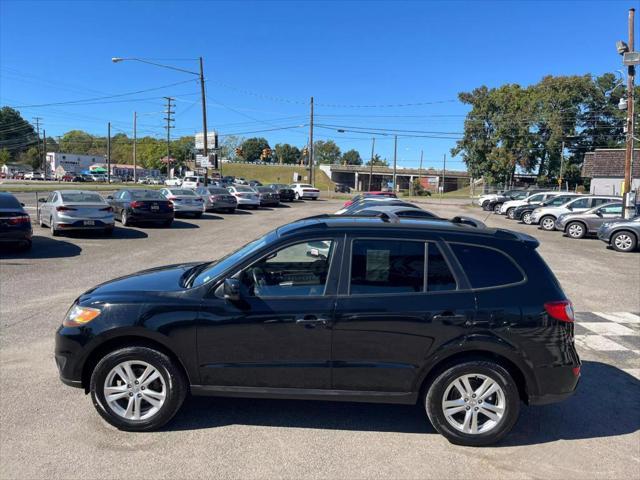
[343,191,397,208]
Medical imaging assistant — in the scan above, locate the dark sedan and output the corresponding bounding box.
[267,183,295,202]
[0,192,32,250]
[255,186,280,207]
[107,189,174,227]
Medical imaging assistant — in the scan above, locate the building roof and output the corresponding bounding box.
[581,149,640,178]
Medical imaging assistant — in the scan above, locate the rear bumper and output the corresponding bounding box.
[56,220,114,230]
[172,204,204,212]
[208,201,236,210]
[0,228,32,242]
[129,211,174,222]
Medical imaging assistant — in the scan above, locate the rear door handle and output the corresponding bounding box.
[295,315,329,327]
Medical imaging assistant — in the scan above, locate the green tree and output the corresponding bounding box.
[0,148,11,165]
[365,154,389,167]
[0,107,37,160]
[58,130,98,155]
[17,147,41,170]
[314,140,341,164]
[342,149,362,165]
[240,137,270,162]
[274,143,301,164]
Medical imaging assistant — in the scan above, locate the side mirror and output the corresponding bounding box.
[38,198,46,203]
[595,210,603,216]
[106,195,113,200]
[223,278,241,302]
[566,206,573,211]
[20,203,25,207]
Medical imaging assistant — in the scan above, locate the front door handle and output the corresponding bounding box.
[432,312,468,324]
[295,315,329,327]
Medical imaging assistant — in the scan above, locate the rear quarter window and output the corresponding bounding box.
[450,243,525,289]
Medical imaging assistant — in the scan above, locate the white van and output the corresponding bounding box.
[182,176,205,189]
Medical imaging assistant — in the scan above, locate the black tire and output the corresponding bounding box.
[493,203,503,214]
[565,221,586,239]
[481,201,490,211]
[121,210,130,227]
[611,230,638,252]
[506,208,516,219]
[295,192,300,201]
[425,360,520,447]
[193,212,203,218]
[50,217,60,237]
[539,215,556,231]
[90,346,187,432]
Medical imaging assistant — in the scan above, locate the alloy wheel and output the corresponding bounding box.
[103,360,166,421]
[507,208,515,219]
[613,233,634,251]
[522,212,532,224]
[441,373,506,435]
[567,223,584,238]
[541,217,555,231]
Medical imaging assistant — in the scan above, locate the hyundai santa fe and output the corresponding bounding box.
[55,215,580,446]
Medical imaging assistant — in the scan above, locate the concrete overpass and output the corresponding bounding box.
[319,164,470,192]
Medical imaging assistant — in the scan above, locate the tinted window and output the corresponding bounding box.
[450,244,524,289]
[544,195,574,206]
[60,192,104,203]
[396,209,435,218]
[207,188,229,194]
[350,240,424,295]
[568,197,591,209]
[236,186,254,192]
[0,195,21,209]
[527,194,544,202]
[427,244,456,291]
[242,240,334,297]
[600,204,622,214]
[130,190,165,200]
[592,197,616,207]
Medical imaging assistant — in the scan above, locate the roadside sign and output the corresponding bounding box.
[623,51,640,65]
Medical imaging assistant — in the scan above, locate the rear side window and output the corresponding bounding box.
[0,195,21,209]
[350,240,424,294]
[450,243,524,289]
[568,197,590,209]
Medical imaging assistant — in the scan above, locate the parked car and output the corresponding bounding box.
[474,189,525,209]
[486,190,538,213]
[267,184,295,202]
[291,183,320,200]
[226,185,260,209]
[109,175,123,184]
[555,201,627,239]
[38,190,115,236]
[350,204,438,219]
[334,183,351,193]
[107,189,174,227]
[248,180,263,187]
[146,177,164,186]
[0,192,32,250]
[531,195,621,231]
[343,191,397,208]
[60,173,75,182]
[160,188,204,217]
[71,175,85,183]
[82,174,95,182]
[137,177,149,184]
[255,186,280,207]
[25,172,44,181]
[234,177,248,185]
[513,193,583,224]
[90,174,107,182]
[500,191,565,218]
[164,178,183,187]
[337,199,418,215]
[182,176,206,189]
[598,215,640,252]
[222,176,235,184]
[55,214,580,445]
[195,186,238,213]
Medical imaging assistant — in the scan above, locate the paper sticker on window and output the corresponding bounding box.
[366,249,390,282]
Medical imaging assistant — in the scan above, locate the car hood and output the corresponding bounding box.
[84,262,201,296]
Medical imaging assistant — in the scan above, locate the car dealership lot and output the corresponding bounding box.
[1,197,638,480]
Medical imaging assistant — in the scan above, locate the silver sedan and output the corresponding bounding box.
[159,188,205,217]
[194,186,238,213]
[37,190,115,236]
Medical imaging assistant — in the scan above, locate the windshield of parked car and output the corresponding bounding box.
[207,188,229,194]
[542,195,576,206]
[169,189,196,196]
[235,186,254,192]
[130,190,166,200]
[256,187,271,193]
[60,192,105,203]
[191,231,277,286]
[298,184,313,188]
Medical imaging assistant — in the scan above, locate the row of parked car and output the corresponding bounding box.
[475,189,640,253]
[0,182,322,250]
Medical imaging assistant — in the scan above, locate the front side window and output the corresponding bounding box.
[599,204,622,214]
[242,240,334,297]
[450,244,524,289]
[350,240,424,295]
[568,198,590,209]
[527,194,544,203]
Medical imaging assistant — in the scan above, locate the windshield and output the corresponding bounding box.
[168,189,196,196]
[542,195,576,206]
[61,192,105,203]
[192,231,277,286]
[130,190,166,200]
[235,186,254,192]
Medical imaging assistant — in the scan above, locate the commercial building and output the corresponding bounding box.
[45,152,102,178]
[581,148,640,195]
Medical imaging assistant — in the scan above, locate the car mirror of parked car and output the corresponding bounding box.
[20,203,25,207]
[223,278,241,301]
[106,195,113,200]
[38,198,46,203]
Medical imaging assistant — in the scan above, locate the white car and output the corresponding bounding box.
[233,177,248,185]
[290,183,320,200]
[500,191,565,218]
[182,176,206,189]
[164,177,182,187]
[25,172,44,180]
[160,188,204,217]
[530,195,621,231]
[227,185,260,209]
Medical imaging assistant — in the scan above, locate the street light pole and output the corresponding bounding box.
[392,135,397,191]
[309,96,314,186]
[624,8,636,218]
[133,111,137,183]
[199,57,211,182]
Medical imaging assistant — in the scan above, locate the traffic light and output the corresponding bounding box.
[235,147,243,158]
[260,147,272,161]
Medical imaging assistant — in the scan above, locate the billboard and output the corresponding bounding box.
[195,132,217,151]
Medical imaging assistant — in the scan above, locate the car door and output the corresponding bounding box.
[566,196,592,213]
[588,203,623,232]
[332,236,476,393]
[197,236,342,389]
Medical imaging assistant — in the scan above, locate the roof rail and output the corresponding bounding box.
[298,212,400,223]
[450,216,486,228]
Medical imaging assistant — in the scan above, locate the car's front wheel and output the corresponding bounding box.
[493,203,502,214]
[506,208,516,219]
[539,215,556,231]
[611,230,638,252]
[566,221,586,239]
[425,361,520,446]
[90,346,187,431]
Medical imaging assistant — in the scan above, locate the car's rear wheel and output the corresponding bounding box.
[539,215,556,231]
[611,230,637,252]
[566,221,586,239]
[90,346,187,432]
[522,212,533,225]
[506,208,516,219]
[493,203,502,214]
[121,210,130,226]
[193,212,203,218]
[295,192,300,200]
[50,217,60,236]
[425,361,520,446]
[481,201,490,210]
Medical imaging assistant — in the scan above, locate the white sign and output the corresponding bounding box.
[195,132,217,151]
[196,155,212,167]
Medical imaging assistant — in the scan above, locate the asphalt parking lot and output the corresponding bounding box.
[1,195,639,480]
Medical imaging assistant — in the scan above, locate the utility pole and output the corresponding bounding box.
[33,117,42,172]
[418,149,423,189]
[42,130,47,179]
[558,140,565,190]
[441,153,446,199]
[107,122,111,184]
[164,96,175,179]
[309,96,314,186]
[392,135,397,191]
[133,111,137,183]
[623,8,636,218]
[199,57,212,183]
[368,137,375,191]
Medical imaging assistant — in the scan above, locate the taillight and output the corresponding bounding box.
[544,300,575,323]
[56,206,77,212]
[8,215,30,225]
[100,206,113,212]
[167,196,177,201]
[167,202,174,210]
[130,201,143,208]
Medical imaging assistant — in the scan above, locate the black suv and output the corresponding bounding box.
[55,215,580,446]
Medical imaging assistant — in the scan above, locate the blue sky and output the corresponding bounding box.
[0,0,636,170]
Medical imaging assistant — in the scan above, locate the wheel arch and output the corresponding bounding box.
[564,219,587,233]
[80,335,191,394]
[611,228,638,243]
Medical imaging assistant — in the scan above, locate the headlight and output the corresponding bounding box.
[63,305,101,327]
